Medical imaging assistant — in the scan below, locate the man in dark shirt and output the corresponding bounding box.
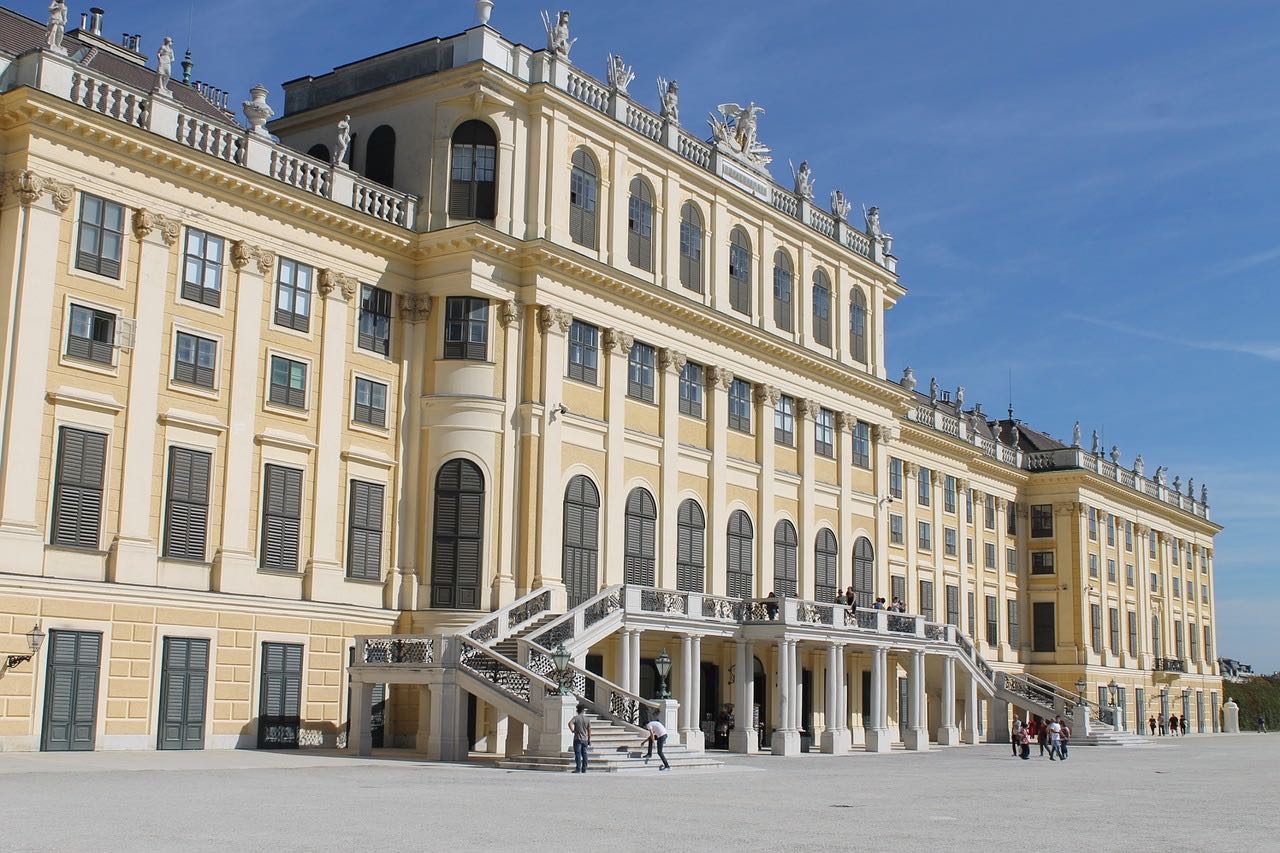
[568,705,591,773]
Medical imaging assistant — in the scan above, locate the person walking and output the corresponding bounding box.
[1037,718,1049,757]
[1148,715,1156,736]
[1059,718,1071,760]
[1181,715,1189,736]
[1047,717,1063,760]
[1258,714,1267,733]
[643,718,671,770]
[1019,723,1031,760]
[1157,714,1166,736]
[1169,714,1178,737]
[568,704,591,773]
[1012,717,1024,757]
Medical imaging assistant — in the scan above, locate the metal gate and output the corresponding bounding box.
[158,637,209,750]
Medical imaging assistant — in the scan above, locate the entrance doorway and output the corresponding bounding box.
[753,656,767,750]
[41,630,102,752]
[158,637,209,750]
[258,642,303,748]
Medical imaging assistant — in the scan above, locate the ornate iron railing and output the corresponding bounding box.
[854,610,879,630]
[924,623,948,641]
[796,603,834,626]
[583,590,623,628]
[887,615,917,634]
[457,638,552,705]
[1154,657,1187,673]
[640,589,688,615]
[701,595,741,621]
[508,589,553,630]
[361,636,433,664]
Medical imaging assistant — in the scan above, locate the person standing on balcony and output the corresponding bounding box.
[766,591,779,620]
[568,705,591,773]
[642,718,671,770]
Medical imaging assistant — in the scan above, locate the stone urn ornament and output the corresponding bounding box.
[476,0,494,25]
[243,84,274,135]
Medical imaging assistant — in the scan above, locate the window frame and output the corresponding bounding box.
[678,361,704,418]
[626,176,655,272]
[172,329,218,389]
[65,302,116,366]
[849,287,868,363]
[357,284,393,356]
[569,148,599,249]
[443,296,489,361]
[353,375,389,429]
[162,446,212,562]
[772,250,793,331]
[728,227,752,316]
[180,227,225,307]
[273,257,314,333]
[814,408,835,458]
[627,342,656,403]
[678,202,704,293]
[728,379,752,434]
[852,421,871,469]
[774,395,795,446]
[260,464,303,572]
[346,479,386,581]
[811,268,831,347]
[74,192,124,279]
[448,119,498,221]
[566,320,599,386]
[267,354,309,411]
[1030,504,1053,538]
[1031,551,1055,575]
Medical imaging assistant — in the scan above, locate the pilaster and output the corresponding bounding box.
[795,398,820,598]
[533,306,573,595]
[602,328,632,588]
[396,294,431,609]
[707,366,733,596]
[493,300,521,605]
[658,347,685,588]
[754,383,779,597]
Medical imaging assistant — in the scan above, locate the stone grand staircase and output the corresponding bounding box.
[498,710,722,772]
[994,671,1150,746]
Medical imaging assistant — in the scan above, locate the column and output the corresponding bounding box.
[305,269,357,602]
[865,646,891,752]
[771,638,801,754]
[870,279,887,381]
[821,643,852,753]
[679,634,695,740]
[903,649,929,750]
[658,349,686,588]
[109,210,180,585]
[963,670,980,744]
[688,635,705,751]
[755,384,779,597]
[0,174,75,571]
[601,329,632,588]
[617,630,631,694]
[533,306,573,596]
[707,367,733,595]
[212,241,276,593]
[396,295,430,610]
[629,629,642,695]
[492,300,521,605]
[350,681,374,756]
[938,654,961,745]
[729,640,757,753]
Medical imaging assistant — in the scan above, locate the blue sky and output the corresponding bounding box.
[21,1,1279,669]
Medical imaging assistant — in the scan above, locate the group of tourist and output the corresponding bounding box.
[1012,715,1071,761]
[567,704,671,773]
[1148,714,1190,736]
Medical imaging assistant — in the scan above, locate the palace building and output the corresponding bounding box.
[0,4,1222,759]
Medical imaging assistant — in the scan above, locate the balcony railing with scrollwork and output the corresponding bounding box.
[457,638,553,706]
[509,589,553,630]
[640,590,688,615]
[796,603,835,626]
[583,589,623,628]
[887,615,918,634]
[701,595,742,621]
[522,641,658,730]
[361,636,433,664]
[462,586,554,645]
[924,624,948,641]
[1154,657,1187,673]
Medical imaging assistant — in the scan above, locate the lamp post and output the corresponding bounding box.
[655,648,672,699]
[1075,678,1087,707]
[551,641,572,696]
[5,623,45,669]
[1108,679,1119,707]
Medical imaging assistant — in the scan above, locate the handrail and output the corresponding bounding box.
[459,587,555,645]
[525,585,624,651]
[520,639,656,731]
[456,636,556,711]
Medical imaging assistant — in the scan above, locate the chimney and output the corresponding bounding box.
[88,7,105,36]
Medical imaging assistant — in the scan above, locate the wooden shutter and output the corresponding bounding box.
[853,537,874,607]
[727,511,753,599]
[624,489,656,586]
[773,521,797,597]
[51,428,107,549]
[261,465,302,571]
[431,460,485,609]
[164,447,211,561]
[676,499,705,593]
[347,481,384,580]
[919,580,934,621]
[814,529,837,601]
[159,637,209,750]
[259,642,303,748]
[41,630,102,751]
[563,475,600,607]
[946,585,960,627]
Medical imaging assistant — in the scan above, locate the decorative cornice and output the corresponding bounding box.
[398,294,431,322]
[603,328,634,355]
[318,268,358,301]
[709,366,735,391]
[498,299,520,328]
[131,208,180,246]
[754,383,781,406]
[658,347,687,373]
[230,239,275,278]
[537,305,573,335]
[2,169,74,211]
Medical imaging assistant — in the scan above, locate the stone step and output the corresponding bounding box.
[498,749,723,773]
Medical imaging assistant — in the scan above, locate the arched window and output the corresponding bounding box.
[676,499,706,593]
[448,120,497,221]
[772,250,793,331]
[365,125,396,188]
[678,202,703,293]
[773,520,798,597]
[627,176,654,271]
[307,143,331,163]
[624,487,657,586]
[815,529,838,602]
[727,510,754,599]
[812,268,832,347]
[563,475,600,607]
[430,459,484,609]
[569,148,599,249]
[728,227,752,316]
[854,536,875,608]
[849,287,868,364]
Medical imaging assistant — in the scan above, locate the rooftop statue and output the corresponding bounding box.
[955,386,965,410]
[155,37,174,96]
[46,0,68,54]
[708,102,771,170]
[1201,484,1209,505]
[1155,466,1167,486]
[335,115,352,168]
[541,10,575,59]
[1110,445,1120,464]
[831,189,852,222]
[1072,421,1082,447]
[606,54,634,95]
[1187,477,1195,497]
[790,160,814,200]
[1091,430,1101,456]
[929,376,939,403]
[864,205,882,239]
[657,77,679,124]
[1173,475,1181,492]
[1134,454,1145,477]
[900,366,917,392]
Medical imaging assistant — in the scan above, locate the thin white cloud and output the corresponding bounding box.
[1210,245,1280,278]
[1067,314,1280,363]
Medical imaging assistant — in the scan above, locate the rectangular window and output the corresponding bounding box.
[51,427,108,549]
[1126,563,1134,587]
[1174,619,1184,659]
[1006,547,1017,575]
[966,537,974,565]
[919,580,934,621]
[1202,584,1208,604]
[181,228,224,306]
[1088,553,1099,578]
[889,514,904,545]
[774,396,795,446]
[1007,503,1018,536]
[917,467,931,506]
[852,421,871,469]
[966,489,974,524]
[984,542,996,570]
[1127,610,1137,655]
[75,193,124,278]
[944,527,957,557]
[1201,551,1208,573]
[918,521,931,551]
[1125,520,1133,552]
[1008,599,1020,647]
[347,480,385,580]
[891,575,906,605]
[1189,622,1198,661]
[1106,514,1116,547]
[946,585,960,628]
[1109,607,1120,653]
[1030,504,1053,537]
[163,447,212,561]
[261,464,303,572]
[985,595,998,645]
[173,331,217,388]
[268,355,308,409]
[443,296,488,360]
[984,497,996,531]
[566,320,598,385]
[358,284,392,355]
[968,591,976,638]
[1031,551,1054,575]
[944,475,957,513]
[353,377,388,428]
[66,304,116,365]
[1033,601,1056,652]
[627,342,656,402]
[1150,572,1158,593]
[1107,559,1117,583]
[1088,507,1098,540]
[1090,604,1102,651]
[1173,577,1181,598]
[1204,625,1212,662]
[1149,530,1157,558]
[1173,540,1181,566]
[678,361,703,418]
[274,258,313,332]
[815,408,835,458]
[728,379,752,433]
[889,458,903,499]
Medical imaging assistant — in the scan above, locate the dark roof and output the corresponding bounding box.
[908,387,1071,451]
[993,419,1068,453]
[0,7,229,124]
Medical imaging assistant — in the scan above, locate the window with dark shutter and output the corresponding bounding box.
[430,459,485,609]
[1092,604,1103,651]
[274,258,313,332]
[627,342,655,402]
[258,642,303,748]
[891,574,906,604]
[676,499,705,593]
[347,480,385,580]
[40,629,102,751]
[365,125,396,188]
[563,475,600,607]
[627,177,654,271]
[726,510,754,599]
[678,202,703,293]
[854,537,874,608]
[773,520,797,597]
[968,591,976,638]
[163,447,211,561]
[1109,607,1121,652]
[623,488,657,586]
[567,320,598,385]
[852,421,871,469]
[728,379,752,433]
[815,408,835,457]
[448,120,497,220]
[728,228,752,316]
[1033,602,1056,652]
[358,284,392,355]
[75,193,124,278]
[985,595,999,645]
[569,148,598,249]
[812,269,832,347]
[50,427,108,549]
[65,304,116,365]
[946,584,960,628]
[1007,599,1020,646]
[260,465,303,572]
[919,580,934,621]
[173,331,217,388]
[849,287,867,363]
[678,361,703,417]
[774,396,794,446]
[773,250,793,331]
[814,529,838,602]
[353,377,388,428]
[181,228,224,307]
[268,355,308,409]
[443,296,488,360]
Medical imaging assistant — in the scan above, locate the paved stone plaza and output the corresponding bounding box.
[1,736,1273,851]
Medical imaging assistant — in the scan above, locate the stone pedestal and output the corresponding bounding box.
[1223,698,1240,733]
[937,725,962,746]
[820,727,852,754]
[771,728,802,756]
[1071,704,1092,738]
[729,726,759,754]
[864,726,892,753]
[530,693,577,757]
